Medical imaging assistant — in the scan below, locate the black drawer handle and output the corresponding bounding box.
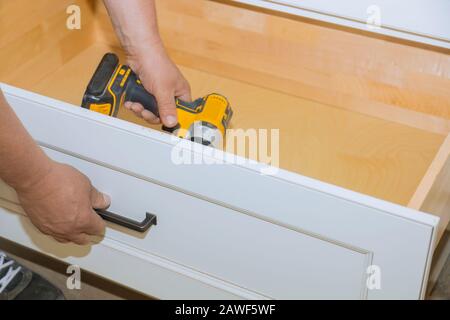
[95,209,157,233]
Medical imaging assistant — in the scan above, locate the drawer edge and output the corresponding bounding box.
[409,133,450,242]
[232,0,450,49]
[0,82,440,230]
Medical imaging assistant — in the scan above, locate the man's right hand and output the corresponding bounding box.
[16,162,110,245]
[103,0,191,128]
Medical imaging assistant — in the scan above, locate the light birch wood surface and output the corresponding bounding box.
[0,0,449,209]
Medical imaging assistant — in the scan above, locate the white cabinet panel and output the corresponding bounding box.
[0,84,439,299]
[2,148,370,299]
[234,0,450,48]
[0,207,257,299]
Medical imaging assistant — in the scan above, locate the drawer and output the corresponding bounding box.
[1,0,449,299]
[0,85,442,299]
[1,147,371,299]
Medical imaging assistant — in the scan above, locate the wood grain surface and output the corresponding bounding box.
[0,0,449,207]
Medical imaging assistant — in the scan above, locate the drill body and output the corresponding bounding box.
[82,53,233,146]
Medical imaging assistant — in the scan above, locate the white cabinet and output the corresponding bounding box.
[233,0,450,49]
[0,85,440,299]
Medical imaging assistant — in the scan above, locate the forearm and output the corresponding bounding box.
[0,90,52,191]
[103,0,191,127]
[103,0,163,56]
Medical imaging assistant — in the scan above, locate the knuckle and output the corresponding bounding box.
[141,110,156,118]
[38,225,53,236]
[73,211,89,229]
[53,225,75,239]
[131,103,144,112]
[71,238,84,246]
[72,235,89,246]
[54,237,68,244]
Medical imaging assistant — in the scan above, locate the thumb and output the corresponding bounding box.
[90,186,111,210]
[155,91,178,128]
[175,78,192,103]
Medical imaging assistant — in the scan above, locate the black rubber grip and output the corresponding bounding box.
[125,73,159,117]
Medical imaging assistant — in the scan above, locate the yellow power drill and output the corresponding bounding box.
[81,53,233,147]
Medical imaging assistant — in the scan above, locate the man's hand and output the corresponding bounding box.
[0,90,109,246]
[16,162,110,245]
[103,0,191,128]
[125,44,191,127]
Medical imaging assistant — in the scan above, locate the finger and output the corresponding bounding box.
[90,186,111,210]
[84,187,108,236]
[155,91,178,128]
[128,102,145,118]
[141,109,161,124]
[124,101,132,110]
[53,236,70,244]
[129,102,161,124]
[69,233,91,246]
[176,79,192,102]
[72,206,106,237]
[82,210,106,237]
[82,187,111,236]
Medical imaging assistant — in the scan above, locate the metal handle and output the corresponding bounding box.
[95,209,157,233]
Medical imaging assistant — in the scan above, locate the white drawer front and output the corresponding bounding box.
[1,84,439,299]
[43,148,369,299]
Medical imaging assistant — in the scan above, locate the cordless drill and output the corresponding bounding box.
[81,53,233,147]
